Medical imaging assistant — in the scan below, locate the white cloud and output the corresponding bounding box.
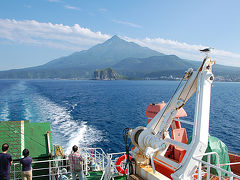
[123,36,240,67]
[64,5,81,11]
[112,19,142,28]
[0,18,110,51]
[0,18,239,67]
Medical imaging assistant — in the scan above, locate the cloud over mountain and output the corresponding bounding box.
[0,35,239,81]
[0,18,110,50]
[0,18,239,67]
[125,37,240,67]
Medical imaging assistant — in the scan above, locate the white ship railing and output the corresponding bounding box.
[108,152,128,174]
[192,152,240,180]
[12,158,70,180]
[102,152,129,179]
[11,148,107,180]
[81,147,108,176]
[12,149,240,180]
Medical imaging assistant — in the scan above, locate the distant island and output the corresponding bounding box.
[94,68,121,80]
[0,35,239,81]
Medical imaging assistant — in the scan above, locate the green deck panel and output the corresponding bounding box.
[24,121,52,158]
[0,121,22,159]
[24,121,53,180]
[0,120,53,180]
[0,120,52,159]
[86,171,127,180]
[86,171,103,180]
[114,175,127,180]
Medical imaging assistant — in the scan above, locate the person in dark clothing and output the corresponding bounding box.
[0,143,12,180]
[20,149,32,180]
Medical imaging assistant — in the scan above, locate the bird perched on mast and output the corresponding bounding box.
[200,47,214,57]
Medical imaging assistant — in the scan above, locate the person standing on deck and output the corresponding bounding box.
[20,149,32,180]
[0,143,13,180]
[68,145,84,180]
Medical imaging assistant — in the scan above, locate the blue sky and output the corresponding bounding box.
[0,0,240,70]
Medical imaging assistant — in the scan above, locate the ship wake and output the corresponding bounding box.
[0,81,103,154]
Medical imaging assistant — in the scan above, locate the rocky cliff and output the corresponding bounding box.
[94,68,120,80]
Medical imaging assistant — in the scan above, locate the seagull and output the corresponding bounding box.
[200,47,214,57]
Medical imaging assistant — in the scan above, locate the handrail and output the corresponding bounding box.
[193,152,240,180]
[12,148,108,180]
[220,162,240,166]
[13,159,71,180]
[11,150,240,180]
[101,151,128,179]
[108,152,126,156]
[173,118,194,126]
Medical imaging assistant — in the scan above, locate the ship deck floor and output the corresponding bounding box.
[86,171,127,180]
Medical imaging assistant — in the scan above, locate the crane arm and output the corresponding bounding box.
[128,57,214,152]
[148,58,209,135]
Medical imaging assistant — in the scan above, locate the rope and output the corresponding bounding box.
[122,128,133,174]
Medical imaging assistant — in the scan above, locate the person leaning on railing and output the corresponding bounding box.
[68,145,84,180]
[20,149,33,180]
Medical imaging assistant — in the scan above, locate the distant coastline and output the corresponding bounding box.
[0,36,240,82]
[0,77,239,82]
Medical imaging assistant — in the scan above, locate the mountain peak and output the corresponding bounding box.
[100,35,126,47]
[105,35,122,43]
[110,35,121,40]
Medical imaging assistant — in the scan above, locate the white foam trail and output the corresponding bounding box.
[24,105,31,121]
[0,81,28,121]
[0,81,103,153]
[66,122,87,153]
[28,93,103,154]
[72,103,78,110]
[0,102,9,121]
[15,81,27,91]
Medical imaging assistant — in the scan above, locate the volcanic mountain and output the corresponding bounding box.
[0,35,240,81]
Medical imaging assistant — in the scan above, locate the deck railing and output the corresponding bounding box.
[81,147,108,176]
[12,158,70,180]
[12,149,240,180]
[11,148,107,180]
[193,152,240,180]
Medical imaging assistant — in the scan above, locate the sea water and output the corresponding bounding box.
[0,80,239,154]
